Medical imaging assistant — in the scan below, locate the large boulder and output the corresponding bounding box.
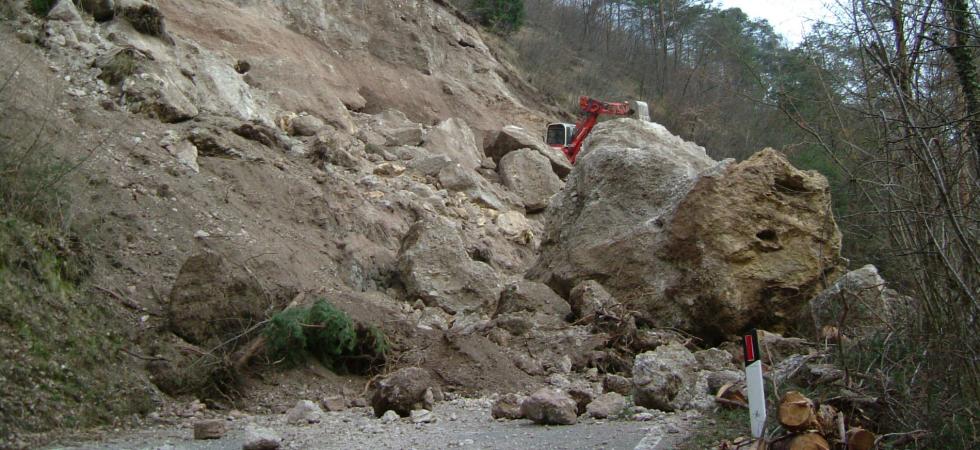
[397,216,503,314]
[498,149,562,212]
[494,280,570,331]
[586,392,627,419]
[424,118,482,170]
[520,388,578,425]
[369,110,423,147]
[370,367,438,417]
[485,125,573,178]
[809,265,909,338]
[167,252,293,348]
[491,393,525,420]
[568,280,618,323]
[632,343,707,412]
[530,119,842,341]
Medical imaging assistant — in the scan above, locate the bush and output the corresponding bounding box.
[470,0,525,34]
[264,299,388,373]
[29,0,57,15]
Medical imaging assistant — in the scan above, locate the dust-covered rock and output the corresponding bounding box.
[242,424,281,450]
[192,419,226,440]
[285,400,323,425]
[494,280,570,330]
[498,149,562,212]
[485,125,572,178]
[632,343,706,412]
[520,388,578,425]
[491,393,525,420]
[810,264,908,338]
[424,118,482,170]
[531,120,842,340]
[568,280,617,323]
[587,392,627,419]
[49,0,83,22]
[370,367,439,417]
[603,374,632,396]
[398,216,502,314]
[289,114,326,136]
[369,110,423,146]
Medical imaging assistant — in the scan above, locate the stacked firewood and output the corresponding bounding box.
[715,388,876,450]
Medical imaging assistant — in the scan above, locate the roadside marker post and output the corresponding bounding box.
[743,329,766,439]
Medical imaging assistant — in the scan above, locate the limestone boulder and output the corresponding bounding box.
[424,118,482,170]
[289,114,326,137]
[530,119,842,340]
[491,393,525,420]
[520,388,578,425]
[370,368,438,417]
[498,149,562,212]
[485,125,573,178]
[397,216,503,314]
[586,392,627,419]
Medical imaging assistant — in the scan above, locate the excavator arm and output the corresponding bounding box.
[560,96,638,164]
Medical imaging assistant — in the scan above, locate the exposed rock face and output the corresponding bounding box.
[498,149,562,212]
[810,265,907,338]
[520,388,578,425]
[531,119,842,341]
[424,118,482,170]
[370,368,438,417]
[485,125,573,178]
[397,216,503,314]
[632,343,707,412]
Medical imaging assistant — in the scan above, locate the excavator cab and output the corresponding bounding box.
[546,123,576,147]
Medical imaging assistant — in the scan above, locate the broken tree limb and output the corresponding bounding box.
[846,427,875,450]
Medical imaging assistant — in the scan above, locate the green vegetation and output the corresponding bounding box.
[470,0,525,34]
[265,299,388,373]
[98,50,139,85]
[29,0,57,15]
[677,407,748,449]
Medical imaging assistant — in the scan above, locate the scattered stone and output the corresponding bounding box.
[380,410,400,423]
[374,162,406,177]
[694,348,735,371]
[495,211,531,238]
[321,396,346,412]
[410,409,435,424]
[370,110,423,146]
[289,114,325,137]
[437,163,479,191]
[491,393,525,420]
[408,154,453,177]
[498,149,562,212]
[370,367,439,417]
[632,412,655,422]
[285,400,322,425]
[632,343,705,412]
[242,424,281,450]
[192,419,226,440]
[602,374,632,396]
[587,392,627,419]
[567,382,598,415]
[520,388,578,425]
[494,280,570,330]
[569,280,617,323]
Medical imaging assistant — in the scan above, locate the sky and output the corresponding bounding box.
[717,0,833,45]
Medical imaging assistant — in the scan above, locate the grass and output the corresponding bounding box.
[677,407,751,450]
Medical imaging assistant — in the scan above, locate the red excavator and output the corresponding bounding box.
[546,96,650,164]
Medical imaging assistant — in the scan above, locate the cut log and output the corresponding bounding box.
[788,433,830,450]
[846,427,876,450]
[778,391,817,431]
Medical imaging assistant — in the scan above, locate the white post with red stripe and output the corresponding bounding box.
[743,329,766,439]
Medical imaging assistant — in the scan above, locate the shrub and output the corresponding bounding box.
[29,0,57,15]
[264,299,388,373]
[470,0,525,34]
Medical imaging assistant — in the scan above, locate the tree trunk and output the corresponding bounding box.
[778,391,818,431]
[943,0,980,176]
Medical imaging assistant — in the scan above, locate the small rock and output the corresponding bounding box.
[381,410,400,423]
[632,412,655,422]
[289,114,325,136]
[520,388,578,425]
[370,367,439,417]
[320,396,346,412]
[666,423,682,434]
[48,0,83,22]
[374,162,406,177]
[192,419,226,440]
[410,409,435,424]
[193,230,210,239]
[490,393,525,420]
[284,400,322,425]
[545,373,570,389]
[242,424,281,450]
